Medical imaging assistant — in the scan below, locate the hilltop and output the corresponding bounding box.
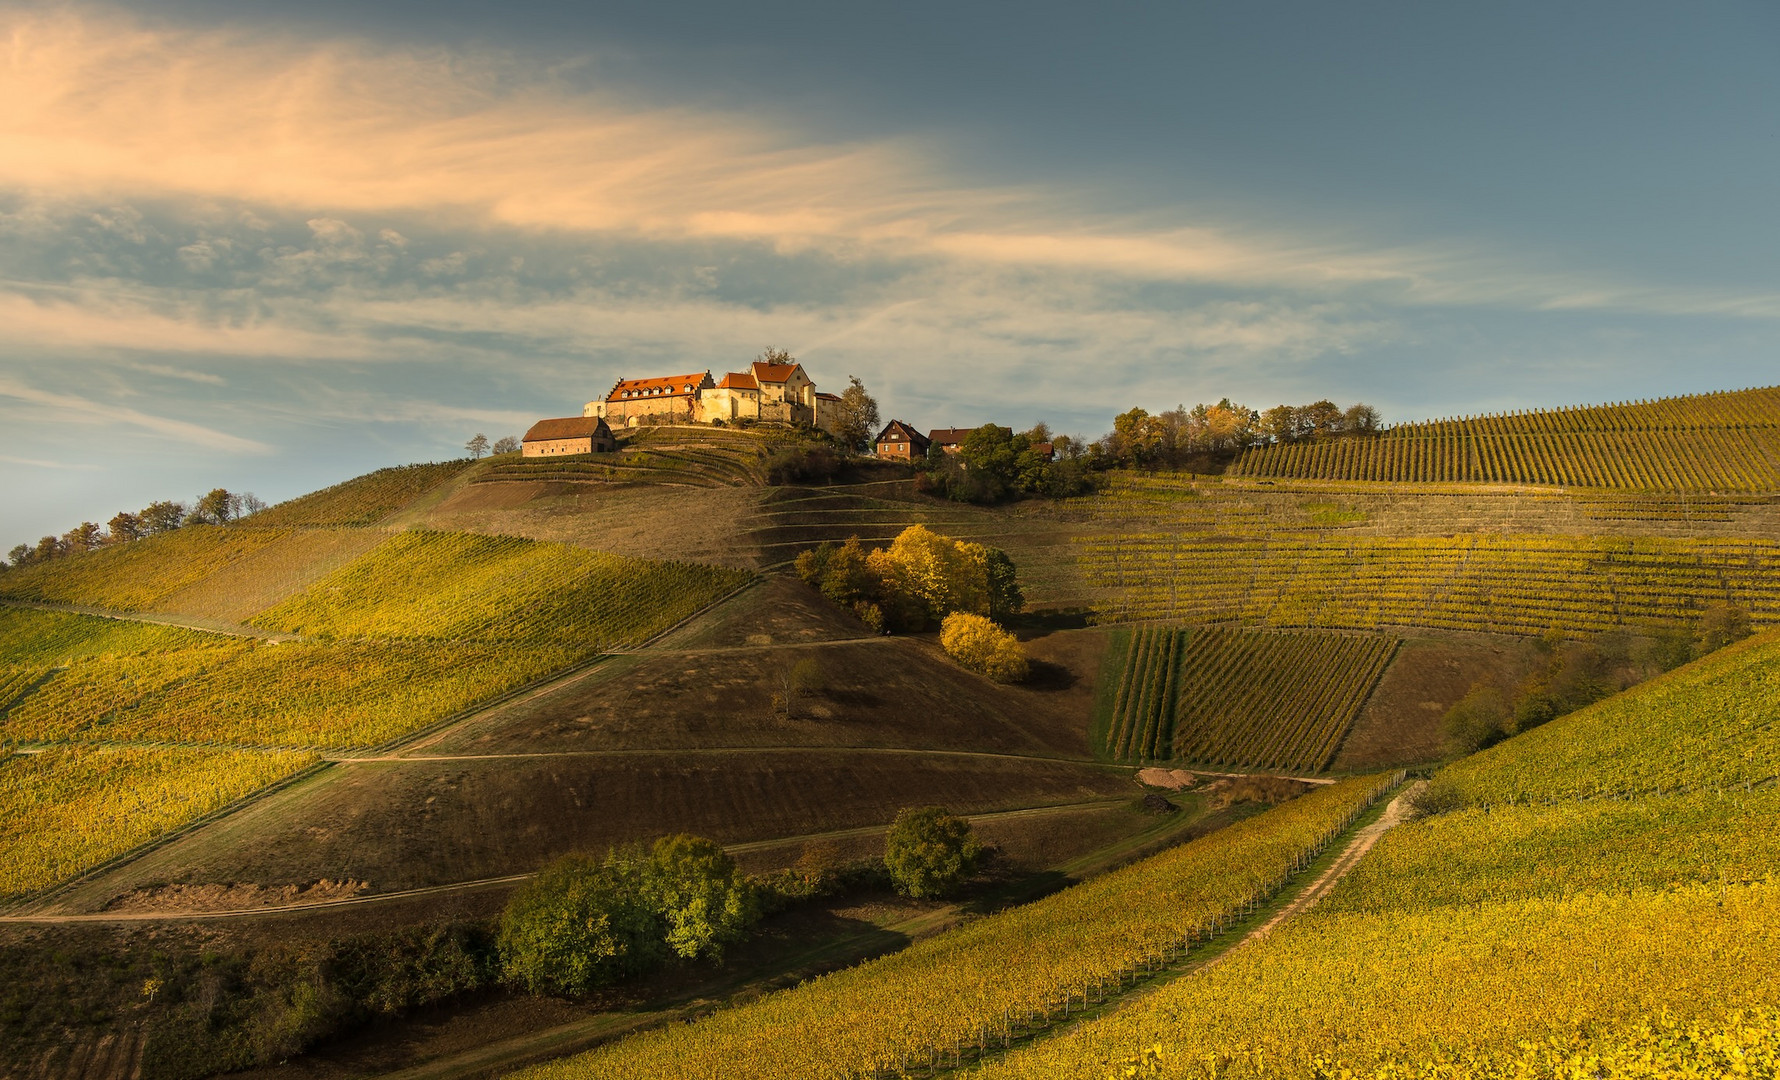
[1,385,1777,1080]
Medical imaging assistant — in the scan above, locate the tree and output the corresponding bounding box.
[883,807,983,899]
[1343,403,1381,435]
[498,852,666,996]
[492,436,521,455]
[32,535,63,562]
[771,657,824,721]
[107,511,143,544]
[939,612,1028,683]
[834,376,880,453]
[645,835,759,961]
[1258,404,1299,445]
[756,345,795,367]
[140,501,186,534]
[1299,400,1344,437]
[233,492,269,518]
[62,522,103,554]
[190,488,235,525]
[5,544,29,569]
[465,433,490,459]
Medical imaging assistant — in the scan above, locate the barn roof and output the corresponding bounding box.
[524,416,613,442]
[928,427,973,445]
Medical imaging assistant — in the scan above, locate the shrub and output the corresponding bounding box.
[883,807,983,899]
[647,834,759,962]
[940,612,1029,683]
[764,445,842,485]
[795,526,1023,634]
[498,853,666,996]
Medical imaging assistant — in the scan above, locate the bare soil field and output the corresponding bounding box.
[1331,632,1538,771]
[41,750,1135,912]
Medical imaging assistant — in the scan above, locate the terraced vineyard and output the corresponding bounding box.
[474,427,785,488]
[1228,384,1780,490]
[971,632,1780,1080]
[1101,628,1396,771]
[249,460,472,526]
[1079,532,1780,634]
[514,773,1398,1080]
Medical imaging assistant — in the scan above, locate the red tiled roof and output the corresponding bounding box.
[750,361,800,384]
[717,371,759,390]
[815,391,842,401]
[928,427,973,445]
[875,420,929,447]
[524,416,613,442]
[606,372,710,400]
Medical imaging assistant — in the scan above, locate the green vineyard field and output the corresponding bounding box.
[1228,385,1780,491]
[513,774,1398,1080]
[1078,532,1780,634]
[1101,627,1396,772]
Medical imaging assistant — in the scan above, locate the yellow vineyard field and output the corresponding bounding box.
[0,745,317,898]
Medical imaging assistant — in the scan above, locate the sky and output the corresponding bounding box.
[3,1,1779,545]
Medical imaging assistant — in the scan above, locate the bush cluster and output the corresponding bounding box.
[1443,604,1754,754]
[883,806,985,899]
[795,525,1023,633]
[939,613,1029,683]
[498,834,759,997]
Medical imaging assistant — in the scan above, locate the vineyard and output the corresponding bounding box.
[969,623,1780,1079]
[1227,384,1780,491]
[0,606,220,664]
[0,526,296,612]
[1078,532,1780,634]
[248,460,472,526]
[1101,627,1396,772]
[0,530,752,893]
[0,534,749,750]
[1429,629,1780,805]
[512,774,1398,1080]
[249,530,749,644]
[0,745,317,898]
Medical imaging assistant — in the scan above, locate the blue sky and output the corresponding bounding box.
[3,1,1779,544]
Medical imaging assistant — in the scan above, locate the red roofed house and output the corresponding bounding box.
[522,416,618,457]
[927,428,973,454]
[874,420,930,461]
[703,360,818,426]
[586,371,716,427]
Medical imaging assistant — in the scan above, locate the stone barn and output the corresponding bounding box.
[522,416,618,457]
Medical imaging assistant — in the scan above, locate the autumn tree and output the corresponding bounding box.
[465,433,490,459]
[883,807,983,899]
[140,501,186,534]
[833,376,880,453]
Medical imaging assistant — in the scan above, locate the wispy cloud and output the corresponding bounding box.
[5,6,1773,317]
[0,375,272,453]
[121,361,225,385]
[0,454,103,470]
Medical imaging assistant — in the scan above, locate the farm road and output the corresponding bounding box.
[1225,780,1424,952]
[0,798,1129,924]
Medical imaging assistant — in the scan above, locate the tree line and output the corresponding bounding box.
[4,488,267,570]
[908,398,1380,505]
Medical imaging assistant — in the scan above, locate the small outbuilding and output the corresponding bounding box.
[522,416,618,457]
[874,420,930,461]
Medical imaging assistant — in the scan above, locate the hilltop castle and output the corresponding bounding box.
[585,359,842,433]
